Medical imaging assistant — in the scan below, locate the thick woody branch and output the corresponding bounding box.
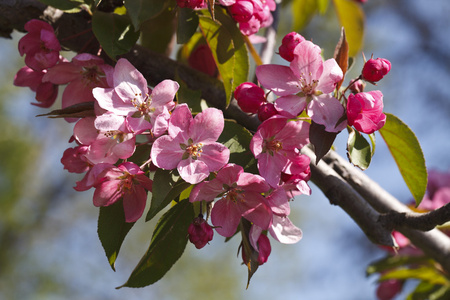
[323,150,450,274]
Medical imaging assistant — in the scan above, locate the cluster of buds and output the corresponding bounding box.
[234,82,278,121]
[228,0,276,36]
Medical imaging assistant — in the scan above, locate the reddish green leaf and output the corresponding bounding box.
[333,27,349,91]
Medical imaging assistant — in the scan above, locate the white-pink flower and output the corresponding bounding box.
[256,40,346,132]
[93,58,178,135]
[150,104,230,184]
[250,116,309,187]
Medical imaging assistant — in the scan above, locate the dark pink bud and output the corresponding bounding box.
[347,91,386,134]
[176,0,204,9]
[242,233,271,265]
[257,102,278,121]
[229,0,254,23]
[188,216,214,249]
[376,279,403,300]
[278,32,305,62]
[349,79,366,94]
[362,58,391,82]
[188,44,218,77]
[234,82,266,113]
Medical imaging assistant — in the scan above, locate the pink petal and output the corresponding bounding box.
[150,79,179,107]
[113,59,149,100]
[308,94,346,132]
[73,117,99,145]
[274,95,307,118]
[197,143,230,172]
[256,64,301,96]
[189,108,224,142]
[93,179,123,207]
[123,187,147,222]
[177,158,210,184]
[211,198,242,237]
[150,135,184,169]
[269,215,303,244]
[317,58,343,94]
[239,192,272,230]
[189,180,225,202]
[42,62,82,84]
[93,87,131,116]
[168,104,192,138]
[290,41,323,82]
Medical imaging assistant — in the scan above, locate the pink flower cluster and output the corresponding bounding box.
[228,0,276,36]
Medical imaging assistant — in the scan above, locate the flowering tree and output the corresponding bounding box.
[2,0,450,298]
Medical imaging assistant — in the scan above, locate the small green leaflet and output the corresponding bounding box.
[347,128,371,170]
[379,113,427,206]
[92,11,140,60]
[197,8,249,107]
[97,200,135,271]
[118,199,195,288]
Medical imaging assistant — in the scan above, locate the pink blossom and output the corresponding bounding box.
[256,41,346,132]
[18,19,61,71]
[280,153,311,197]
[257,102,278,121]
[189,164,272,237]
[250,116,310,187]
[278,32,305,62]
[151,104,230,184]
[188,215,214,249]
[234,82,266,114]
[347,90,386,134]
[14,66,58,108]
[43,53,113,110]
[93,58,178,135]
[229,0,254,23]
[61,145,90,173]
[362,58,391,82]
[92,162,153,222]
[73,116,136,165]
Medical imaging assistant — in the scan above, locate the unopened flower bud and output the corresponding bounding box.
[188,215,214,249]
[278,32,305,62]
[347,91,386,134]
[349,79,366,94]
[229,0,254,23]
[176,0,205,9]
[376,279,403,300]
[242,234,272,265]
[257,102,278,121]
[234,82,266,113]
[361,58,391,82]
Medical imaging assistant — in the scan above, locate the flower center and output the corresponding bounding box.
[104,130,126,143]
[131,93,153,115]
[299,72,319,95]
[263,137,283,156]
[117,172,134,192]
[181,138,203,160]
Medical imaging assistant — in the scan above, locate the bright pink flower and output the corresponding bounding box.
[73,116,136,165]
[151,104,230,184]
[43,53,113,110]
[347,91,386,134]
[362,58,391,82]
[229,0,254,23]
[92,162,152,222]
[93,58,178,135]
[18,19,61,71]
[188,44,218,77]
[281,153,311,197]
[250,116,310,187]
[234,82,266,114]
[278,32,305,62]
[61,145,90,173]
[188,215,214,249]
[14,66,58,108]
[256,41,346,132]
[189,164,272,237]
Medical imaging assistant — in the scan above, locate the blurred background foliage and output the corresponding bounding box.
[1,0,450,299]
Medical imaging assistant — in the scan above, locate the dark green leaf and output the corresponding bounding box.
[309,121,338,164]
[98,200,135,271]
[124,0,166,30]
[118,199,195,288]
[332,0,364,57]
[407,281,450,300]
[140,8,177,54]
[217,120,257,172]
[367,254,432,276]
[176,75,204,113]
[379,113,427,206]
[146,169,190,221]
[347,127,371,170]
[92,11,140,60]
[177,7,200,44]
[38,0,84,11]
[197,8,249,107]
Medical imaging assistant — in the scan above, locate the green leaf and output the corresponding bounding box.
[177,7,200,44]
[380,266,449,286]
[379,113,428,206]
[197,8,249,107]
[291,0,318,31]
[124,0,166,30]
[98,200,135,271]
[140,8,176,54]
[317,0,330,14]
[92,11,140,60]
[217,120,256,172]
[118,199,195,288]
[367,254,432,276]
[407,281,450,300]
[38,0,84,11]
[146,169,191,222]
[347,127,371,170]
[332,0,364,57]
[309,121,338,164]
[176,75,203,113]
